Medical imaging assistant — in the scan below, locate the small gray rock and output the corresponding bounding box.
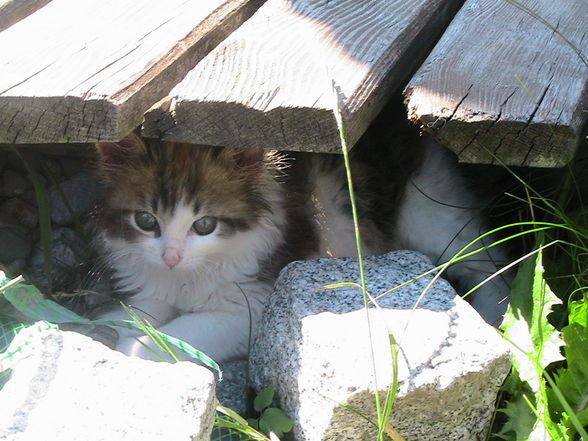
[43,158,63,179]
[216,359,249,415]
[0,170,32,198]
[250,250,511,441]
[49,172,100,225]
[0,227,32,262]
[0,322,217,441]
[29,227,89,270]
[0,198,39,230]
[26,227,91,292]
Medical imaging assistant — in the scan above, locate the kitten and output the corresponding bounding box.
[93,135,288,363]
[93,134,509,363]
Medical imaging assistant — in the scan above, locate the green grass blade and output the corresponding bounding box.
[331,80,386,432]
[216,405,271,441]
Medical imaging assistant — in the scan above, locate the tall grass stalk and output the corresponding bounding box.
[331,81,402,441]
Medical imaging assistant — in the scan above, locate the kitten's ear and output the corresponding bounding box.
[224,148,265,173]
[237,148,265,168]
[95,133,146,166]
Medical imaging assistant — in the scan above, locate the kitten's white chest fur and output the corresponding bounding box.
[98,202,285,362]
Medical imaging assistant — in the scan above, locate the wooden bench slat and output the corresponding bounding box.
[404,0,588,167]
[0,0,52,32]
[142,0,465,152]
[0,0,264,144]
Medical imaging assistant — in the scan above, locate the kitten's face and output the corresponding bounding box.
[95,135,276,272]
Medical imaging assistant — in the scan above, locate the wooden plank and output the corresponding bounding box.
[0,0,52,32]
[0,0,264,144]
[142,0,465,152]
[404,0,588,168]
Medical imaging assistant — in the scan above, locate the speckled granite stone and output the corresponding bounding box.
[250,250,511,441]
[216,359,249,415]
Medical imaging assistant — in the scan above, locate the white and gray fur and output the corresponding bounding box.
[93,134,510,364]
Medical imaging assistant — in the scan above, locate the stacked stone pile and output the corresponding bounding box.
[0,144,102,297]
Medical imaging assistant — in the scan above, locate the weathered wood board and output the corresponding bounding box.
[143,0,465,152]
[0,0,51,32]
[0,0,264,144]
[405,0,588,168]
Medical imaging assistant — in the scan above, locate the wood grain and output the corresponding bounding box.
[143,0,465,152]
[0,0,52,32]
[0,0,264,144]
[405,0,588,167]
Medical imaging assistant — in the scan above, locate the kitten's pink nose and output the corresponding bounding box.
[162,247,182,269]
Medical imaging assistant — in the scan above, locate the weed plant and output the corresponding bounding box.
[485,148,588,441]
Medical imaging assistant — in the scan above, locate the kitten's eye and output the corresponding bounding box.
[134,211,159,232]
[192,216,218,235]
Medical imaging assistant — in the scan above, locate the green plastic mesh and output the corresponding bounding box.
[210,426,250,441]
[0,314,26,353]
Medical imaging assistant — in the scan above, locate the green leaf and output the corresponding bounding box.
[246,419,259,430]
[3,283,91,324]
[495,373,536,441]
[215,405,269,441]
[568,294,587,328]
[501,250,564,391]
[547,294,588,436]
[259,408,293,438]
[254,385,275,413]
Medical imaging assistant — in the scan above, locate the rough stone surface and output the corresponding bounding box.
[250,250,512,441]
[216,359,249,416]
[0,322,217,441]
[0,198,39,230]
[49,172,100,225]
[0,170,32,198]
[25,227,93,293]
[0,228,32,262]
[29,227,89,270]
